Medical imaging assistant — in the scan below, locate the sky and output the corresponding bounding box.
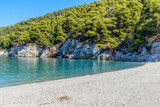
[0,0,97,27]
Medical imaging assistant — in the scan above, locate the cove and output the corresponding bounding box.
[0,56,144,88]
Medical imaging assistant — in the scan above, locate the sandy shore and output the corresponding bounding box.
[0,62,160,107]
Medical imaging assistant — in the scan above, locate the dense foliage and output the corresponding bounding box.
[0,0,160,51]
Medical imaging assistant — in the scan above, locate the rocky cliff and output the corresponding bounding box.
[114,40,160,62]
[0,45,57,58]
[0,38,160,62]
[54,39,160,62]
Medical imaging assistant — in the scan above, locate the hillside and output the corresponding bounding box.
[0,0,160,51]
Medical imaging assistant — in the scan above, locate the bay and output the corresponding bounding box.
[0,56,143,88]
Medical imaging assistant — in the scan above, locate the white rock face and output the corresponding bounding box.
[0,51,4,55]
[41,47,57,57]
[0,50,8,56]
[8,45,57,57]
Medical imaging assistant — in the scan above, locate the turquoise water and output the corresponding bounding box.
[0,56,143,88]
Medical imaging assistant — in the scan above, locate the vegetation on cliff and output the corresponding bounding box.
[0,0,160,51]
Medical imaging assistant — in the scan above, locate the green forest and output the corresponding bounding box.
[0,0,160,51]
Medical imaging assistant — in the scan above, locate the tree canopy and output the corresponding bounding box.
[0,0,160,51]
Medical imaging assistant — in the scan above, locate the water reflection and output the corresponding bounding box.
[0,56,143,88]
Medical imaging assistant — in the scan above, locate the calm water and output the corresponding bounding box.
[0,56,143,88]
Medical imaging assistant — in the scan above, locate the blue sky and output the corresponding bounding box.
[0,0,97,27]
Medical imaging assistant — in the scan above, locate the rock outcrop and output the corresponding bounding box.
[8,45,57,57]
[0,50,8,56]
[55,39,100,59]
[0,38,160,62]
[114,39,160,62]
[54,38,160,62]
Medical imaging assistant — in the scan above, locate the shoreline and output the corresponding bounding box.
[0,55,148,63]
[1,37,160,62]
[0,62,160,106]
[0,61,145,89]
